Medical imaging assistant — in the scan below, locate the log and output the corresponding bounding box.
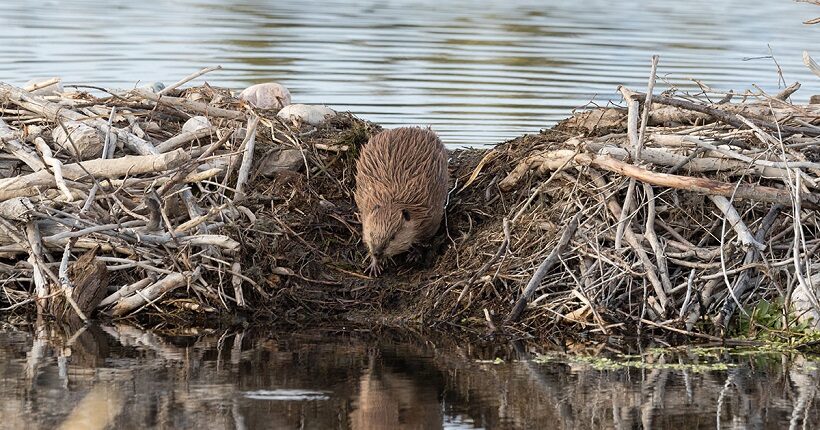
[0,148,190,202]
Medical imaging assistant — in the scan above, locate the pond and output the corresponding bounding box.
[0,0,817,146]
[1,323,819,429]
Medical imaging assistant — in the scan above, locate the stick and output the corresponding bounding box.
[156,127,215,153]
[0,119,46,171]
[636,55,659,157]
[157,65,223,95]
[234,115,260,202]
[98,277,154,308]
[507,212,581,323]
[643,183,673,296]
[24,77,61,93]
[615,86,641,249]
[231,260,246,308]
[110,271,189,317]
[709,195,765,250]
[131,88,245,120]
[804,51,820,79]
[589,154,820,209]
[33,137,73,201]
[774,82,801,101]
[25,222,48,311]
[629,88,820,136]
[716,204,782,327]
[590,171,669,316]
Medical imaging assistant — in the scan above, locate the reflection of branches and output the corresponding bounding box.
[789,358,819,430]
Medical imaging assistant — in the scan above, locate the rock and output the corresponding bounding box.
[257,148,304,176]
[51,121,104,160]
[182,116,211,133]
[792,270,820,329]
[142,81,166,93]
[810,95,820,105]
[24,77,64,96]
[277,104,337,127]
[239,82,291,110]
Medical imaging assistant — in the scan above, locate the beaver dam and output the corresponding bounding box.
[1,65,820,345]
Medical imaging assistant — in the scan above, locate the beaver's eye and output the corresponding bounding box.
[401,209,410,221]
[373,204,381,210]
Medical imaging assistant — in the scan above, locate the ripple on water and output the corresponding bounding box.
[0,0,817,148]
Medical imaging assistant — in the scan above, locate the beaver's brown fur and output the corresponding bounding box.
[354,127,449,276]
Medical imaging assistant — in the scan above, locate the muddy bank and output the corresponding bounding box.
[1,74,820,347]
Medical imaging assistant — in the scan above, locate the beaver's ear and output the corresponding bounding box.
[401,209,411,221]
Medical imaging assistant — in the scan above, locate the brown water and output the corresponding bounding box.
[1,322,819,429]
[0,0,818,147]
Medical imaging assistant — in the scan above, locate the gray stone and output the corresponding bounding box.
[257,148,304,176]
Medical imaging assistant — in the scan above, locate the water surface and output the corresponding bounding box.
[0,0,818,146]
[1,322,819,429]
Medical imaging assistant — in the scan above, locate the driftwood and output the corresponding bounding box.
[0,68,284,321]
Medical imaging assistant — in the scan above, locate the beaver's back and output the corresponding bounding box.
[354,127,449,239]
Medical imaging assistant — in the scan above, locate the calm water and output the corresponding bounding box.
[0,0,818,146]
[1,322,819,429]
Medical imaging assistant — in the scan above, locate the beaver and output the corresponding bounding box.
[354,127,449,276]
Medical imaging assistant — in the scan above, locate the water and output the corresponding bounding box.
[1,322,819,429]
[0,0,818,147]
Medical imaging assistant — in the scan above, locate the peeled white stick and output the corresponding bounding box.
[98,277,153,308]
[157,65,222,95]
[709,195,765,251]
[111,271,189,317]
[25,221,48,308]
[0,119,46,171]
[33,137,73,201]
[804,50,820,79]
[232,260,246,308]
[234,115,260,201]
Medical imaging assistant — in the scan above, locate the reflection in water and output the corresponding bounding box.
[0,0,817,146]
[1,322,820,429]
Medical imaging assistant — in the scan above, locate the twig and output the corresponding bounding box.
[157,65,223,95]
[234,115,260,202]
[507,212,582,323]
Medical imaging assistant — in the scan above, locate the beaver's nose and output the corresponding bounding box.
[372,247,384,258]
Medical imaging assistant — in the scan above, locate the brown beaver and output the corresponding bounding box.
[354,127,449,276]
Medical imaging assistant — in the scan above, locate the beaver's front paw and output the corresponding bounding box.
[365,258,382,277]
